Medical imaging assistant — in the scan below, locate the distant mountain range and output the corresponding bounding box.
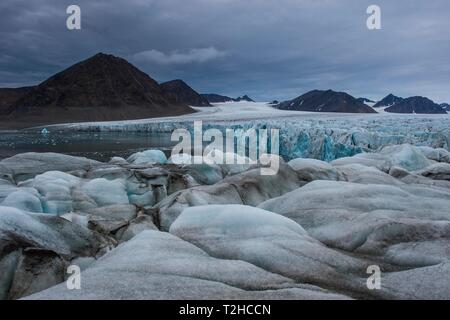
[440,103,450,111]
[276,90,377,113]
[201,94,254,103]
[1,53,448,129]
[373,94,447,114]
[200,94,234,103]
[275,91,448,115]
[0,53,198,128]
[356,97,375,105]
[385,96,447,114]
[373,94,404,108]
[160,79,211,107]
[235,95,255,102]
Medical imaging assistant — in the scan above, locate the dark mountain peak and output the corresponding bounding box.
[373,94,404,108]
[72,52,130,69]
[90,52,115,60]
[357,97,375,104]
[0,53,195,127]
[34,52,162,93]
[276,89,377,113]
[161,79,191,89]
[162,79,186,85]
[201,94,234,103]
[408,96,429,102]
[234,95,255,102]
[440,103,449,111]
[161,79,211,107]
[201,94,255,103]
[385,96,446,114]
[93,52,112,58]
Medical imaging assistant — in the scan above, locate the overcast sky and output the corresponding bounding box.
[1,0,449,103]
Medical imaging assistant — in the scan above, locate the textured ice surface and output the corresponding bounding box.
[2,190,43,213]
[156,162,302,230]
[127,150,167,165]
[0,205,113,299]
[0,206,109,258]
[332,144,432,172]
[170,205,376,297]
[288,158,341,181]
[82,178,129,207]
[54,102,450,162]
[259,180,450,266]
[170,204,308,237]
[27,230,349,300]
[0,152,100,183]
[418,146,450,163]
[1,139,450,299]
[20,171,80,214]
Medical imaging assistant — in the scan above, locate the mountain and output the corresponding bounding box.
[0,53,195,128]
[373,94,404,108]
[440,103,450,111]
[201,94,234,103]
[160,79,211,107]
[276,90,377,113]
[234,95,254,102]
[385,96,447,114]
[356,97,375,106]
[0,87,34,110]
[201,94,255,103]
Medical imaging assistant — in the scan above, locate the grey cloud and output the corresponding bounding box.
[133,47,227,64]
[0,0,449,103]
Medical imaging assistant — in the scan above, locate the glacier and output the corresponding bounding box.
[0,142,450,299]
[1,103,450,300]
[51,103,450,162]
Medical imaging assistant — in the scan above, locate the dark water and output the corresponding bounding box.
[0,131,176,162]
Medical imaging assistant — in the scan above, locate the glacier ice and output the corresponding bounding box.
[336,163,404,185]
[0,206,111,258]
[0,205,113,299]
[20,171,81,215]
[1,138,450,299]
[331,144,432,172]
[259,180,450,266]
[288,158,341,181]
[0,152,100,183]
[170,204,308,237]
[58,112,450,162]
[416,162,450,181]
[127,150,167,165]
[417,146,450,163]
[2,190,43,213]
[155,161,302,230]
[26,230,349,300]
[82,178,129,207]
[170,204,371,296]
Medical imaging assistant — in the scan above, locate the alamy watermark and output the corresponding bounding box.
[66,265,81,290]
[66,5,81,30]
[66,4,381,31]
[366,265,381,290]
[367,5,381,30]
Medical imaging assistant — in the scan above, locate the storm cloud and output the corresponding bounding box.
[0,0,449,102]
